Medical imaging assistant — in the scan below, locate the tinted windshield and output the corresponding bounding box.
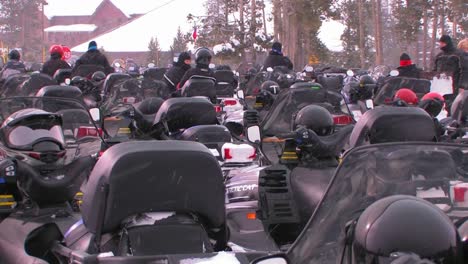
[288,143,468,263]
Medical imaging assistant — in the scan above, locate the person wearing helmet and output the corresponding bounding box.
[350,195,463,264]
[163,51,192,92]
[178,47,216,89]
[255,81,281,111]
[393,88,418,106]
[293,105,334,136]
[397,53,421,78]
[41,45,71,77]
[0,49,26,80]
[72,41,114,75]
[262,42,293,71]
[419,92,445,138]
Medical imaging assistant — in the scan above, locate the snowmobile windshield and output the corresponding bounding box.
[0,97,103,152]
[287,142,468,264]
[261,86,351,136]
[374,77,431,105]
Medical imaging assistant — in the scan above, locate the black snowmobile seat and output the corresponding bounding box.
[77,141,225,254]
[214,70,236,97]
[178,125,232,144]
[181,77,216,102]
[317,75,344,92]
[20,72,57,96]
[53,68,72,84]
[36,85,82,99]
[143,67,167,80]
[71,64,105,78]
[348,106,436,148]
[102,73,132,96]
[153,97,218,132]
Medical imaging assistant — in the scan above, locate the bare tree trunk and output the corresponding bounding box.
[261,0,267,35]
[440,0,445,35]
[272,0,282,41]
[239,0,245,59]
[430,0,439,69]
[372,0,383,65]
[358,0,366,68]
[423,9,428,70]
[251,0,257,62]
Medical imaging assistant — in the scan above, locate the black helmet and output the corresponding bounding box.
[8,49,20,60]
[0,109,65,153]
[195,48,212,66]
[92,71,106,82]
[353,195,462,264]
[293,105,334,136]
[359,75,375,86]
[260,81,280,95]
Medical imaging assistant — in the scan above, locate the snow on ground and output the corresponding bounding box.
[44,24,97,32]
[318,20,346,52]
[71,0,206,52]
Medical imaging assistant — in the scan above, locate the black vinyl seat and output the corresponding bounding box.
[214,70,236,97]
[65,140,226,255]
[181,77,216,103]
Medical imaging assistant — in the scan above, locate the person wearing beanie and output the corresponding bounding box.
[433,35,465,94]
[177,47,216,90]
[0,49,26,80]
[41,44,71,77]
[163,51,192,92]
[262,41,293,71]
[72,40,114,75]
[396,53,421,78]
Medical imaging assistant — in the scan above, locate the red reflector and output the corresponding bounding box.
[76,127,103,139]
[214,105,222,113]
[248,150,256,159]
[224,148,233,159]
[454,186,468,202]
[224,99,237,106]
[384,98,392,104]
[99,150,105,157]
[28,152,41,160]
[123,97,136,104]
[333,115,353,125]
[247,212,256,220]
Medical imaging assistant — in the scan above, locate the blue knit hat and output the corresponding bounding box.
[88,41,97,51]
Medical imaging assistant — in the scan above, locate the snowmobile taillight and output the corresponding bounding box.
[28,151,66,163]
[123,97,136,104]
[453,185,468,203]
[333,115,353,125]
[214,105,222,113]
[76,126,103,139]
[247,212,256,220]
[223,99,237,106]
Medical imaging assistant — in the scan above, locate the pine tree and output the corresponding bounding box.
[170,27,188,59]
[147,36,161,66]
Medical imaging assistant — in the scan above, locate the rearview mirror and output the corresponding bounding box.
[267,67,274,72]
[251,255,288,264]
[305,66,314,72]
[64,78,71,85]
[90,108,101,122]
[237,89,245,100]
[346,70,354,77]
[390,70,399,77]
[247,126,261,144]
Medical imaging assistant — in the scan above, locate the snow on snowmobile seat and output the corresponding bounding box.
[181,77,216,103]
[65,141,226,255]
[53,69,72,84]
[214,70,236,97]
[102,73,132,96]
[153,97,218,133]
[178,125,232,144]
[317,74,344,92]
[143,67,167,80]
[71,64,105,79]
[348,106,436,148]
[20,72,57,96]
[374,77,431,105]
[450,92,468,125]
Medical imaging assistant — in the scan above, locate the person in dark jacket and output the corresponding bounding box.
[262,42,293,71]
[458,38,468,90]
[72,41,114,75]
[163,52,192,92]
[0,49,26,80]
[433,35,465,94]
[397,53,420,78]
[41,45,71,77]
[178,48,216,89]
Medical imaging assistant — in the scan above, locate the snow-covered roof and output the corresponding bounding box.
[71,0,206,52]
[44,0,162,19]
[318,20,346,52]
[44,24,97,32]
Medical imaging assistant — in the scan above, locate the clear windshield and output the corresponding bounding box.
[8,125,64,147]
[288,143,468,264]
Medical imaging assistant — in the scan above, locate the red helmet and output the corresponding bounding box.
[394,88,418,105]
[422,92,444,102]
[49,45,64,56]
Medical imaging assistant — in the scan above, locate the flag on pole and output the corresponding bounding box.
[192,27,198,41]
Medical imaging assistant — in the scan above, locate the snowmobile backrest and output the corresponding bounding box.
[143,67,167,80]
[81,140,225,233]
[20,72,57,96]
[451,92,468,125]
[214,70,236,97]
[181,78,216,102]
[53,69,72,84]
[102,73,132,95]
[153,97,218,132]
[0,74,30,97]
[71,64,105,78]
[349,106,436,148]
[374,77,431,105]
[179,125,232,144]
[36,85,82,99]
[317,75,344,92]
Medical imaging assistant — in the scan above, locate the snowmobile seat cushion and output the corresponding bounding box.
[36,85,82,99]
[103,73,132,95]
[178,125,232,144]
[135,97,164,115]
[153,97,218,132]
[349,106,436,148]
[317,75,344,91]
[214,70,235,83]
[181,78,216,99]
[81,140,225,234]
[143,67,167,80]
